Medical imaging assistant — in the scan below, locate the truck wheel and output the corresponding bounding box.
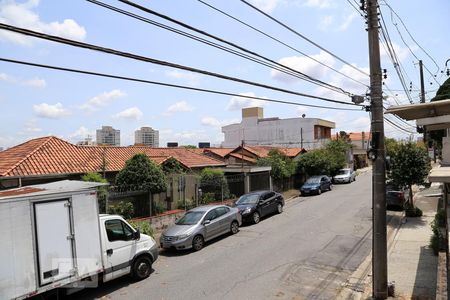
[132,256,152,280]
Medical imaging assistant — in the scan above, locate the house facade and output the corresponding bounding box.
[222,107,335,149]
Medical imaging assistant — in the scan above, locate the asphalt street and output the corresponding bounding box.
[72,170,374,300]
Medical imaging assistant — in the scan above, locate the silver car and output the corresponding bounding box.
[333,168,356,184]
[160,205,242,251]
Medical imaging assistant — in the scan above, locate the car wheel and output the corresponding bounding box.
[329,184,333,191]
[230,221,239,234]
[317,189,321,195]
[192,235,204,251]
[132,255,152,280]
[253,211,260,224]
[277,203,283,214]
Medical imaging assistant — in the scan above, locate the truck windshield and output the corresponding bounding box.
[176,211,205,225]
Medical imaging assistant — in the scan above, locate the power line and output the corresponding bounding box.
[0,57,363,111]
[88,0,350,96]
[0,23,361,107]
[380,0,441,76]
[196,0,369,88]
[240,0,369,77]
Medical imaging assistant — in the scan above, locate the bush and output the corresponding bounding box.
[430,212,445,256]
[201,192,216,204]
[405,203,423,217]
[435,209,446,227]
[110,201,134,219]
[128,220,154,238]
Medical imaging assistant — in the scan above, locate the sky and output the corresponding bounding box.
[0,0,448,148]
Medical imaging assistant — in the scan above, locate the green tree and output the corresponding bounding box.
[116,153,166,193]
[199,168,229,202]
[162,157,185,175]
[81,172,108,213]
[297,139,351,177]
[385,137,400,158]
[389,142,431,207]
[257,150,295,190]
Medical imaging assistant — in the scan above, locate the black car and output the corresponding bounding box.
[300,175,332,196]
[386,180,410,209]
[235,190,284,224]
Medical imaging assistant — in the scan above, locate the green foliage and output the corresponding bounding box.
[162,157,185,175]
[115,153,166,193]
[389,142,431,206]
[257,150,295,181]
[110,201,134,219]
[385,138,400,158]
[297,139,351,176]
[128,220,154,238]
[200,192,216,204]
[182,145,197,149]
[81,172,108,213]
[430,210,446,255]
[431,77,450,102]
[199,168,230,200]
[405,202,423,217]
[153,202,166,215]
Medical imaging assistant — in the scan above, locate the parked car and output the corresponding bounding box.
[333,168,356,184]
[300,175,332,196]
[386,180,410,209]
[160,205,241,251]
[235,190,284,224]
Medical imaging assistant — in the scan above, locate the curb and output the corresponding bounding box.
[336,209,405,299]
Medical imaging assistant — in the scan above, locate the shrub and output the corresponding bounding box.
[110,201,134,219]
[405,202,423,217]
[201,192,216,204]
[430,213,445,256]
[128,220,154,238]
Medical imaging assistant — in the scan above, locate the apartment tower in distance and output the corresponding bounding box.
[96,126,120,146]
[135,126,159,147]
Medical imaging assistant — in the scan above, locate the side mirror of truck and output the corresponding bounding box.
[133,229,141,240]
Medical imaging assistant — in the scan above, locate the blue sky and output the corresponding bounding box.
[0,0,448,148]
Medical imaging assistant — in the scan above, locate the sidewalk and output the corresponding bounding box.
[337,185,441,299]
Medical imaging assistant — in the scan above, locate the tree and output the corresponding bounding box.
[116,153,166,193]
[389,142,431,207]
[81,172,108,213]
[297,139,351,177]
[199,168,229,202]
[162,157,185,175]
[257,150,295,190]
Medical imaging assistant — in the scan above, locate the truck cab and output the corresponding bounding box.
[99,214,159,282]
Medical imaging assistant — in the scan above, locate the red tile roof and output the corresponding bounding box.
[0,136,225,178]
[204,148,234,158]
[348,132,371,141]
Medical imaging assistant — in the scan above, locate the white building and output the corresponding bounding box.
[135,127,159,147]
[76,136,96,146]
[221,107,335,149]
[96,126,120,146]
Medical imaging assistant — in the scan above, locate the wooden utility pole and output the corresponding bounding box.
[367,0,388,298]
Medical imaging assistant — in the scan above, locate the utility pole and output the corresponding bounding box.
[300,128,304,149]
[366,0,388,298]
[419,60,425,103]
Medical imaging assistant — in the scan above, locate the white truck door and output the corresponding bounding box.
[102,218,135,281]
[34,200,74,286]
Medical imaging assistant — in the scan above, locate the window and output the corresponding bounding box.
[216,207,230,217]
[105,219,134,242]
[204,210,217,221]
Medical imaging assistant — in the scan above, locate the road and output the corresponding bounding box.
[73,171,374,300]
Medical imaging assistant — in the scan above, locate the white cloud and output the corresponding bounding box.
[33,102,70,119]
[22,78,46,88]
[319,15,334,31]
[165,70,200,86]
[248,0,283,13]
[201,117,239,128]
[23,119,41,133]
[337,12,357,31]
[0,72,14,82]
[0,0,86,46]
[113,107,143,120]
[304,0,332,9]
[380,41,413,63]
[226,92,268,111]
[163,101,194,116]
[80,89,126,113]
[271,51,335,83]
[69,126,94,139]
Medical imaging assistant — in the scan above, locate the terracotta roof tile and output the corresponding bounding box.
[0,136,225,178]
[204,148,233,158]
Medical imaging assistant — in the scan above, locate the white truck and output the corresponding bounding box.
[0,180,158,300]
